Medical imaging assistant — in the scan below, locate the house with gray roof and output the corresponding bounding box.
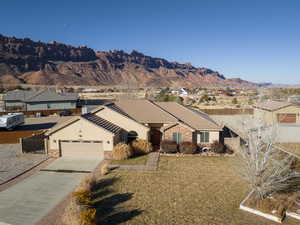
[4,89,78,111]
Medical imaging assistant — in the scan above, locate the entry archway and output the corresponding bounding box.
[128,131,138,143]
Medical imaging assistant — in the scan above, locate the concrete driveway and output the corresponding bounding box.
[0,157,101,225]
[41,157,101,172]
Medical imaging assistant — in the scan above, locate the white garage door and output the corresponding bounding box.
[60,141,103,160]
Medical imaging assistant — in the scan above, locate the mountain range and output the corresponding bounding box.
[0,34,256,87]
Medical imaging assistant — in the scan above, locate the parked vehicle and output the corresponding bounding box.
[59,110,72,116]
[0,113,24,130]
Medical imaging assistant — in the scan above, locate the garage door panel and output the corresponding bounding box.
[60,141,103,160]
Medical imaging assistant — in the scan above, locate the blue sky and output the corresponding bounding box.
[1,0,300,84]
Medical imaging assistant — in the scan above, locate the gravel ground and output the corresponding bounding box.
[0,144,48,184]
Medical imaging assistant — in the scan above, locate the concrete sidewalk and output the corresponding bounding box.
[0,158,101,225]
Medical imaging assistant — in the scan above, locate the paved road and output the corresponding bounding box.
[0,158,101,225]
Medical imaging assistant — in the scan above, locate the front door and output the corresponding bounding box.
[150,128,162,150]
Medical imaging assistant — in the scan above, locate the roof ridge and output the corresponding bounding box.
[24,89,47,101]
[148,100,179,121]
[155,101,221,130]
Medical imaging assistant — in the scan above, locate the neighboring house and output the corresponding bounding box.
[288,95,300,104]
[253,100,300,124]
[45,99,222,159]
[179,88,188,97]
[4,89,78,111]
[171,88,188,97]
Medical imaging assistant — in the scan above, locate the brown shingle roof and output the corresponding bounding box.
[254,100,293,111]
[155,102,221,131]
[113,100,178,124]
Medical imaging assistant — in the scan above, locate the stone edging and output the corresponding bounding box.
[159,152,235,157]
[239,190,283,223]
[109,152,160,171]
[286,211,300,221]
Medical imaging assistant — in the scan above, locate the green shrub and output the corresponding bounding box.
[160,140,178,153]
[73,190,92,206]
[131,139,153,155]
[80,208,96,225]
[210,141,226,154]
[179,142,197,154]
[112,143,133,160]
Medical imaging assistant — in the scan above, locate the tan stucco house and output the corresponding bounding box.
[45,100,222,159]
[254,100,300,124]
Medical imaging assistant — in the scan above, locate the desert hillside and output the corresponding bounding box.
[0,34,256,87]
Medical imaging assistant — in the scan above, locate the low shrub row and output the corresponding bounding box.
[160,140,231,154]
[112,139,153,160]
[64,175,98,225]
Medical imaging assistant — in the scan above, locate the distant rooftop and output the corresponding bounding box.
[254,100,293,111]
[4,89,78,102]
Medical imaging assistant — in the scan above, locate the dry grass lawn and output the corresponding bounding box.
[93,156,299,225]
[276,143,300,157]
[111,154,148,165]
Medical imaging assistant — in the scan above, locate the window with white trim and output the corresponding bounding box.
[197,131,209,143]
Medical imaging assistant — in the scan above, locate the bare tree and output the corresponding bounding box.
[239,118,300,200]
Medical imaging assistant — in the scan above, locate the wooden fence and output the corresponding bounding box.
[20,132,46,153]
[198,108,253,115]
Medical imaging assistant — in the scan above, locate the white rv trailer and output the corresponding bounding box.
[0,113,24,129]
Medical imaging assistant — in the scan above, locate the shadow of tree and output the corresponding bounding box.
[101,209,143,225]
[91,177,143,225]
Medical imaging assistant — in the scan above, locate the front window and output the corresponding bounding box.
[197,131,209,143]
[173,132,182,144]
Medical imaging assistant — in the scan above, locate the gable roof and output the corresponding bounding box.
[112,100,178,124]
[45,116,80,136]
[155,102,221,131]
[162,121,195,132]
[254,100,293,111]
[4,89,78,102]
[81,113,122,134]
[46,113,122,136]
